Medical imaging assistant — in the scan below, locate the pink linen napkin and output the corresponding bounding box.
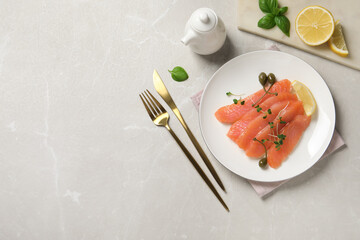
[191,46,345,197]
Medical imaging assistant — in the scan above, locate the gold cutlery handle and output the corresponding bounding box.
[172,108,226,192]
[165,124,229,212]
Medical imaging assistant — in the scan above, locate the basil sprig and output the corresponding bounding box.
[258,0,290,37]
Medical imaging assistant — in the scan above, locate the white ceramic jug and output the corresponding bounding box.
[181,8,226,55]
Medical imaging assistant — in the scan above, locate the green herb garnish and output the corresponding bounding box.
[258,0,290,37]
[262,108,272,119]
[278,134,286,140]
[274,15,290,37]
[226,92,243,97]
[226,92,244,105]
[269,122,274,129]
[275,134,286,150]
[278,6,288,15]
[258,14,276,29]
[259,0,278,14]
[253,133,286,168]
[279,116,286,124]
[168,66,189,82]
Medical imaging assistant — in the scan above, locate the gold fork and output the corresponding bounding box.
[140,89,229,212]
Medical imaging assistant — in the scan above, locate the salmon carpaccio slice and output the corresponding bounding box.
[245,101,305,158]
[215,79,291,124]
[236,100,296,150]
[227,92,298,142]
[267,115,311,168]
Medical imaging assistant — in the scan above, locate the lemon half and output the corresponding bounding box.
[292,80,317,116]
[295,6,335,46]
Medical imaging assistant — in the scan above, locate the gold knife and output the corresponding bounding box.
[153,70,226,192]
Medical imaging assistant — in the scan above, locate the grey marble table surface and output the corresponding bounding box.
[0,0,359,239]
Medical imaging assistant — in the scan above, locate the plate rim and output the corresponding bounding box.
[199,50,336,182]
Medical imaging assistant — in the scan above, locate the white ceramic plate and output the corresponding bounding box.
[199,50,335,182]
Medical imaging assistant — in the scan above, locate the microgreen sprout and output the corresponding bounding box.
[226,92,243,97]
[226,92,244,105]
[261,108,272,119]
[279,116,286,124]
[274,134,286,150]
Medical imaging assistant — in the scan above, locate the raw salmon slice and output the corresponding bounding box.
[267,114,311,168]
[236,100,295,150]
[245,101,305,158]
[227,92,298,141]
[215,79,291,123]
[227,120,251,141]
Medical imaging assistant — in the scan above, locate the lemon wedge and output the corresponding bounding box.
[329,20,349,57]
[292,80,317,116]
[295,6,335,46]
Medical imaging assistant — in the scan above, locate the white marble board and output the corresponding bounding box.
[238,0,360,70]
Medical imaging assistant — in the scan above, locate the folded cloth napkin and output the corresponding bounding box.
[191,46,345,197]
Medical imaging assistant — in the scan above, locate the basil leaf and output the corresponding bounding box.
[272,7,280,16]
[168,66,189,82]
[259,0,271,13]
[278,6,288,15]
[259,0,278,14]
[258,13,276,29]
[275,15,290,37]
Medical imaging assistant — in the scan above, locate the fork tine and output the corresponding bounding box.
[141,92,158,117]
[144,91,161,115]
[139,94,155,121]
[146,89,166,113]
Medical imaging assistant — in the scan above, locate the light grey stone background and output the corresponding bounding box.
[0,0,359,239]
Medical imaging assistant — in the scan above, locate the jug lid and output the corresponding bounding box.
[189,8,217,32]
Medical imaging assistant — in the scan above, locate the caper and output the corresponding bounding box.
[268,73,276,84]
[258,72,267,86]
[259,157,267,168]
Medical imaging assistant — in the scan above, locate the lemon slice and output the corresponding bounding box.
[292,80,317,116]
[329,20,349,57]
[295,6,335,46]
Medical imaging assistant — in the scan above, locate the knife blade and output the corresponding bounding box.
[153,69,226,192]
